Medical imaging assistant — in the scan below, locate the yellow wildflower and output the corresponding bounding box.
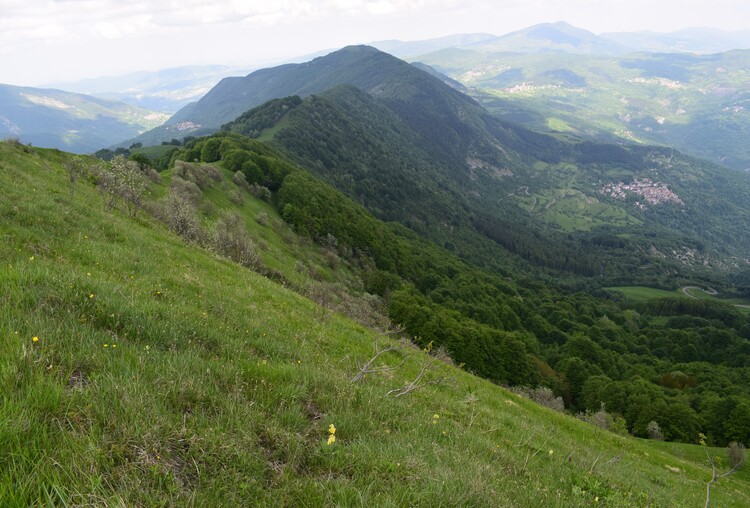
[32,336,39,342]
[328,424,336,435]
[89,294,94,299]
[327,434,336,446]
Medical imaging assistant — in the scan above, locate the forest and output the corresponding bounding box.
[159,132,750,446]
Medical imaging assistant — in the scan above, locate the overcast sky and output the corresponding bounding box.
[2,0,749,86]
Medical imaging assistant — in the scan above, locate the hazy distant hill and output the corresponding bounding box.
[469,22,630,55]
[416,48,750,170]
[369,33,496,57]
[47,65,248,113]
[601,27,750,54]
[0,84,168,153]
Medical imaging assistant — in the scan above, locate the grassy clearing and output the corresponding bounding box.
[610,286,750,314]
[257,113,293,143]
[132,144,179,159]
[606,286,684,304]
[1,141,749,506]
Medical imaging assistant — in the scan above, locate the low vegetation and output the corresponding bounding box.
[2,139,749,505]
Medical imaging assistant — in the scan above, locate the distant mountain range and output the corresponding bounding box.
[46,65,250,113]
[466,22,630,55]
[375,23,750,57]
[0,84,168,153]
[602,27,750,54]
[369,33,497,57]
[415,47,750,170]
[10,21,750,160]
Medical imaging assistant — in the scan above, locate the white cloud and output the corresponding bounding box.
[0,0,748,85]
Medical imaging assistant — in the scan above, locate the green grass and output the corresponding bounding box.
[1,141,749,506]
[606,286,684,304]
[132,144,179,159]
[256,112,293,142]
[609,286,750,313]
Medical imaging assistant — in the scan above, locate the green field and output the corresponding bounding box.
[606,286,683,304]
[132,144,180,159]
[2,141,749,506]
[609,286,750,313]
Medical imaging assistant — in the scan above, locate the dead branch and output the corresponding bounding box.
[351,336,406,383]
[705,448,745,508]
[384,354,444,397]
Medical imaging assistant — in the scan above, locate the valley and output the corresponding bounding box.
[0,84,169,153]
[2,16,750,507]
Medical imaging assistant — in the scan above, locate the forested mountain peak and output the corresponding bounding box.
[128,44,477,147]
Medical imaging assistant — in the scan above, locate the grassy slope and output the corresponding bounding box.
[1,141,749,506]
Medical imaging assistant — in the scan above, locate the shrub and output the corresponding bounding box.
[213,212,260,269]
[170,175,202,206]
[255,211,269,226]
[229,190,244,206]
[250,184,272,202]
[576,404,629,435]
[200,164,222,182]
[164,194,206,244]
[145,168,161,184]
[647,420,664,440]
[173,161,219,190]
[233,170,251,192]
[63,155,92,199]
[325,250,339,270]
[728,442,746,469]
[509,386,565,412]
[98,155,147,216]
[5,137,29,151]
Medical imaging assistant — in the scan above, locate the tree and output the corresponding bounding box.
[725,403,750,445]
[128,152,152,170]
[200,138,222,163]
[63,155,90,199]
[99,155,147,216]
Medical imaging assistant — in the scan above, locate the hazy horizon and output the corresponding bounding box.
[2,0,749,87]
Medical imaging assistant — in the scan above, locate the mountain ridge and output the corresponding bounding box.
[125,45,486,147]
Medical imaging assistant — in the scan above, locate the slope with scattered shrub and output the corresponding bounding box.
[4,140,750,506]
